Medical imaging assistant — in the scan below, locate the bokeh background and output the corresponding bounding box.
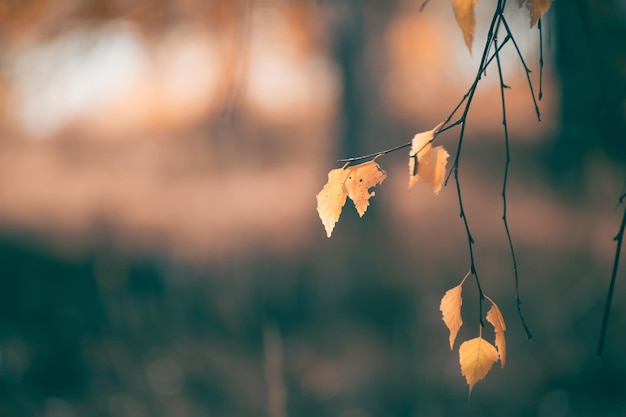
[1,1,625,416]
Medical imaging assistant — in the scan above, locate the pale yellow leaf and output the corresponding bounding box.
[440,285,463,349]
[345,161,387,217]
[408,122,448,194]
[316,168,351,237]
[452,0,478,52]
[526,0,553,27]
[408,123,440,189]
[419,146,449,194]
[459,336,499,394]
[486,303,507,367]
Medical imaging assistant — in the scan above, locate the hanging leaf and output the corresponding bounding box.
[440,285,463,349]
[528,0,552,27]
[408,122,449,194]
[316,161,387,237]
[316,167,351,237]
[345,161,387,217]
[416,146,449,194]
[451,0,478,52]
[517,0,553,27]
[486,302,507,367]
[459,336,499,394]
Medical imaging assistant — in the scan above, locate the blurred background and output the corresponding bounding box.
[0,0,625,416]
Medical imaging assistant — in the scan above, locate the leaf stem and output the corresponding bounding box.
[460,269,471,286]
[483,293,497,307]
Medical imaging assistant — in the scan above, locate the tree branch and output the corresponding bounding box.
[597,200,626,356]
[538,18,544,101]
[494,26,533,339]
[500,16,541,121]
[337,38,510,165]
[334,0,542,332]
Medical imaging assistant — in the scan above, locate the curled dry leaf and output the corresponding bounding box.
[486,302,507,367]
[316,161,387,237]
[459,336,499,394]
[440,285,463,349]
[408,122,449,194]
[452,0,478,52]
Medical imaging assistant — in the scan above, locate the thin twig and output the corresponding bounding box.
[453,166,484,326]
[538,18,544,101]
[442,36,511,143]
[500,16,541,121]
[337,119,464,164]
[494,27,533,339]
[442,35,511,185]
[419,0,431,12]
[446,0,514,327]
[337,142,411,163]
[597,201,626,356]
[337,38,510,165]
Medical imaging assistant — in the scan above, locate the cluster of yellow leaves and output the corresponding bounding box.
[451,0,554,52]
[317,123,449,237]
[316,161,387,237]
[440,273,507,394]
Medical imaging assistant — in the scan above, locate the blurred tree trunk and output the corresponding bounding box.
[331,0,365,159]
[552,0,626,181]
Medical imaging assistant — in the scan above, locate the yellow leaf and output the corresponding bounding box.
[316,167,351,237]
[459,336,499,394]
[451,0,478,52]
[408,122,449,194]
[419,146,449,194]
[345,161,387,217]
[440,285,463,349]
[486,302,507,367]
[527,0,552,27]
[517,0,553,27]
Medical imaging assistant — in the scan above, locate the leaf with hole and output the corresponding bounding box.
[345,161,387,217]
